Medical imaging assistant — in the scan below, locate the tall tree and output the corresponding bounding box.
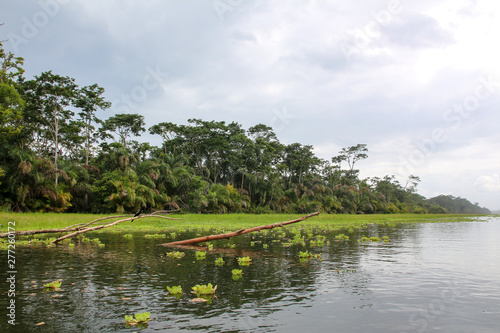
[0,37,25,140]
[335,143,368,171]
[0,31,25,84]
[21,71,78,188]
[149,122,180,154]
[282,143,320,187]
[101,113,145,148]
[74,84,111,165]
[331,144,369,186]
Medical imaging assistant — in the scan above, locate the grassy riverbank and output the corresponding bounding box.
[0,212,490,234]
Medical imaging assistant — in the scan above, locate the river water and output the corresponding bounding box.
[1,216,499,332]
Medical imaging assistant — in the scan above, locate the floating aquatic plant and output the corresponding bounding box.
[195,251,207,259]
[335,233,349,241]
[310,239,325,247]
[299,251,321,259]
[43,279,62,291]
[191,283,217,296]
[215,257,224,265]
[91,238,103,245]
[166,285,183,295]
[144,234,166,239]
[237,257,252,266]
[360,236,381,242]
[292,235,306,246]
[124,312,151,325]
[166,251,185,259]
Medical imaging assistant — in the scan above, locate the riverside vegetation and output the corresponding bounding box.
[0,37,491,216]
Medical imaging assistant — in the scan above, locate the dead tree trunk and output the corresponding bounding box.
[51,214,181,244]
[159,212,319,247]
[1,210,181,239]
[0,215,129,238]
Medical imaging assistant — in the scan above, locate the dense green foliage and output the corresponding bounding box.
[0,39,490,215]
[425,195,490,214]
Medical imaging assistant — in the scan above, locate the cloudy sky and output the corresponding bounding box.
[2,0,499,210]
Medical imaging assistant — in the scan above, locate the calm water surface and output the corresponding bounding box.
[1,216,499,332]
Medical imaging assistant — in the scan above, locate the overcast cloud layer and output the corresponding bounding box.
[2,0,499,210]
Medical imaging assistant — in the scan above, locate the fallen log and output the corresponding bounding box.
[1,212,180,239]
[0,227,83,238]
[159,212,319,247]
[0,215,137,238]
[52,214,181,244]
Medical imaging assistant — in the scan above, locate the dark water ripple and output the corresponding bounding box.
[1,217,499,332]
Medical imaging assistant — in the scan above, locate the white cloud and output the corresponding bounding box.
[475,174,500,192]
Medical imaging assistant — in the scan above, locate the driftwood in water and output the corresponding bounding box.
[159,212,319,247]
[0,210,181,240]
[51,214,181,244]
[0,215,127,238]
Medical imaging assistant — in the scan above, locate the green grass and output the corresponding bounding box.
[0,212,489,235]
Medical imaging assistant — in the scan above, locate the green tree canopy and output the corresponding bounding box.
[101,113,145,148]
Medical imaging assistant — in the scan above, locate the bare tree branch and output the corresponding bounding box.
[159,212,319,247]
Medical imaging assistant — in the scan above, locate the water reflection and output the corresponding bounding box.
[1,217,499,332]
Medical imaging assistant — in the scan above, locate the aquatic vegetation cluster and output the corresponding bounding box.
[359,236,389,242]
[43,279,62,291]
[299,251,321,260]
[166,251,185,259]
[0,234,111,249]
[291,234,306,246]
[77,236,106,247]
[91,238,105,247]
[0,237,56,249]
[124,312,151,325]
[196,251,207,259]
[166,285,183,295]
[165,282,218,304]
[237,257,252,266]
[310,235,328,247]
[335,233,350,241]
[232,269,243,276]
[192,283,217,296]
[144,233,167,239]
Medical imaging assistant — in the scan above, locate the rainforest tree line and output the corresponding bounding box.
[0,39,489,215]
